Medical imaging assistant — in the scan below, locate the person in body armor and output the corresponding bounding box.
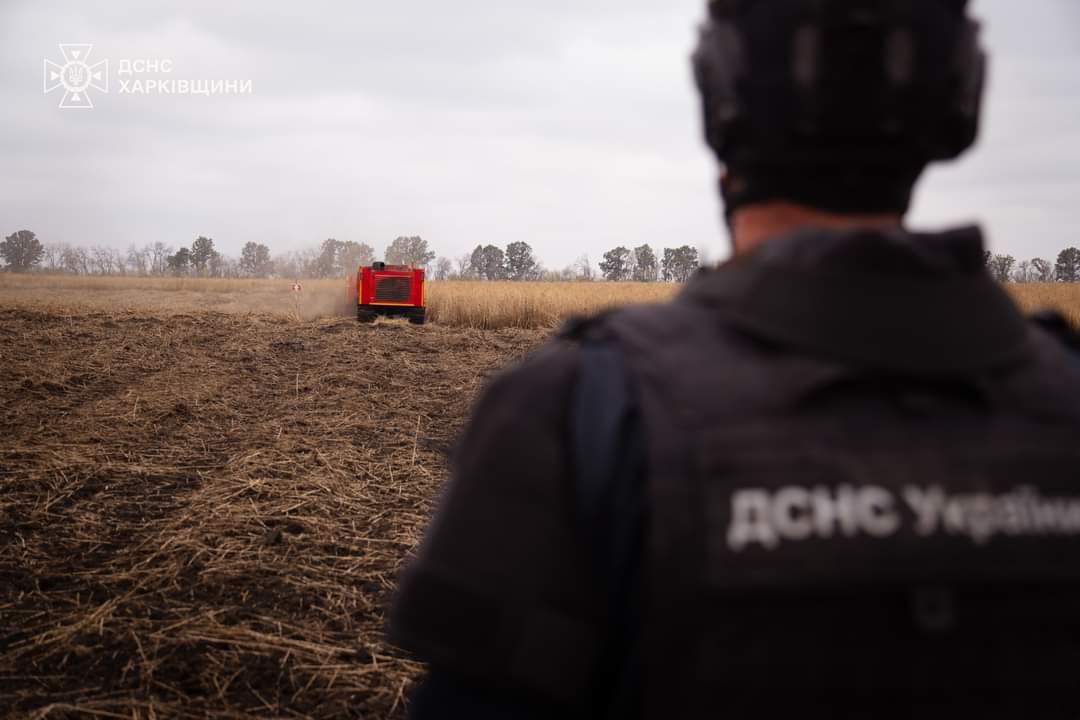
[391,0,1080,717]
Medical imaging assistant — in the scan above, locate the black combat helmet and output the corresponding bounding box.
[693,0,986,216]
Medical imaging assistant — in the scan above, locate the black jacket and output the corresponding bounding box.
[391,225,1080,718]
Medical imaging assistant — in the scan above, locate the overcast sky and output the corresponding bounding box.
[1,0,1078,269]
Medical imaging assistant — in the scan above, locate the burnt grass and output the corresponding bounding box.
[0,308,547,718]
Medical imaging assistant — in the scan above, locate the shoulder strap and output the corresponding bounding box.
[572,343,630,552]
[570,340,649,579]
[562,313,646,595]
[570,339,646,719]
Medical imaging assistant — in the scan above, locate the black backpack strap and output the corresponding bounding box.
[570,339,646,719]
[572,343,630,560]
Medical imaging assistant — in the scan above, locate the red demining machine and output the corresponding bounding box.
[348,262,427,325]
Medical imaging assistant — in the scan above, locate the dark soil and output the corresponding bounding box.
[0,308,546,719]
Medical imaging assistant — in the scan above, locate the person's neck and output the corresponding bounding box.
[730,202,904,255]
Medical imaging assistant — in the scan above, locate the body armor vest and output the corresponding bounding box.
[591,283,1080,718]
[392,225,1080,719]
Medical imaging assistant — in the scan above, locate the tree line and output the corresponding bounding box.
[598,245,700,282]
[0,229,707,283]
[7,228,1080,285]
[0,231,437,280]
[985,248,1080,283]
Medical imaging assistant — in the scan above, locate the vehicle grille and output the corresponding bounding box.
[374,276,412,302]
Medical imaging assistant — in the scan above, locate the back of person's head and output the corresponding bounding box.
[693,0,986,219]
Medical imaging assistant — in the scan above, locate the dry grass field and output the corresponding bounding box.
[0,275,680,328]
[0,273,1076,328]
[0,304,547,718]
[1,274,1078,718]
[1006,283,1080,326]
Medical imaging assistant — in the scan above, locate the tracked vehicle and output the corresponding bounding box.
[350,262,427,324]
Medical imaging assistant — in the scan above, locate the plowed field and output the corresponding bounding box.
[2,277,1078,719]
[0,307,546,718]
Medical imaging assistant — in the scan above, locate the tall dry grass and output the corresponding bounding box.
[1,273,1078,329]
[1006,283,1080,326]
[0,274,352,319]
[426,281,678,329]
[0,274,680,327]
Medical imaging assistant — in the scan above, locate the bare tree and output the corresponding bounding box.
[573,254,594,281]
[455,253,474,279]
[274,250,302,280]
[544,265,581,281]
[60,246,79,274]
[112,247,127,275]
[127,245,149,276]
[148,242,172,276]
[338,241,374,275]
[42,243,65,271]
[207,250,225,278]
[276,247,321,279]
[433,257,453,280]
[90,246,121,275]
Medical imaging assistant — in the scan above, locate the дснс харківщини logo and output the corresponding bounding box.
[42,46,254,108]
[44,44,108,109]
